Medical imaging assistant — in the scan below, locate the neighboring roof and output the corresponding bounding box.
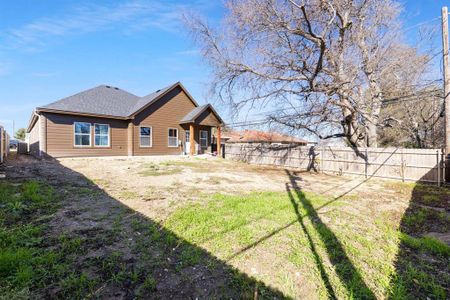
[180,104,224,125]
[223,130,308,144]
[28,82,219,132]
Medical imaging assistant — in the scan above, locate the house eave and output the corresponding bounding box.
[36,107,133,121]
[26,110,39,133]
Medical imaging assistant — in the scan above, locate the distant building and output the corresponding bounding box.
[221,129,308,146]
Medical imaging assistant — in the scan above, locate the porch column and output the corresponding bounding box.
[189,124,195,155]
[217,125,221,157]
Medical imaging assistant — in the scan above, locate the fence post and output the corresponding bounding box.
[364,148,368,179]
[401,148,405,182]
[0,127,3,164]
[321,146,324,173]
[437,149,440,187]
[440,149,446,184]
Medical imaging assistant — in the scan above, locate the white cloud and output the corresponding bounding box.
[2,1,199,51]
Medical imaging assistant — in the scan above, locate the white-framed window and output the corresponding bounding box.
[168,128,178,147]
[74,122,91,147]
[200,130,208,148]
[94,124,110,147]
[140,126,152,147]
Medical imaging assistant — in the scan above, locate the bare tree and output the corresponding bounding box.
[379,87,444,148]
[187,0,431,150]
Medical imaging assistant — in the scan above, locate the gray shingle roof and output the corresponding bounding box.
[180,104,209,123]
[40,85,140,117]
[38,83,181,118]
[127,84,174,116]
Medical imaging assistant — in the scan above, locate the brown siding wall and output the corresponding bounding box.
[132,86,196,155]
[196,109,221,126]
[43,113,128,157]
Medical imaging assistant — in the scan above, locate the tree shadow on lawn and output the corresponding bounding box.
[2,155,288,299]
[284,169,376,299]
[387,167,450,299]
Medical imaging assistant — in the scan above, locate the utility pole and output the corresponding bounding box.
[442,7,450,182]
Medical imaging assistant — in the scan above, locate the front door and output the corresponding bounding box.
[185,130,190,154]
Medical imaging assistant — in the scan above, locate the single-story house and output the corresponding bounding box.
[26,82,224,158]
[222,129,308,145]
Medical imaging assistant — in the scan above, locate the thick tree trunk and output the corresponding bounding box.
[366,122,378,147]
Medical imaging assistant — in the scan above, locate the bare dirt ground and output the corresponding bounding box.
[2,153,448,299]
[56,155,398,221]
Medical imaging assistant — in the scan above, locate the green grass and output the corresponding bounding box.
[119,190,139,200]
[139,162,182,176]
[161,160,219,173]
[2,165,448,299]
[400,233,450,257]
[0,181,62,296]
[165,190,449,299]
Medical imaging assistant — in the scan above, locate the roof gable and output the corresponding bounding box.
[128,82,199,118]
[180,104,224,125]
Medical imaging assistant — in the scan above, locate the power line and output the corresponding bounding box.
[403,16,442,33]
[226,89,443,128]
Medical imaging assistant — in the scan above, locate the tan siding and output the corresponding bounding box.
[28,116,40,156]
[133,86,196,155]
[40,114,47,153]
[44,113,128,157]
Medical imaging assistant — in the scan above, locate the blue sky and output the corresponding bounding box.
[0,0,448,136]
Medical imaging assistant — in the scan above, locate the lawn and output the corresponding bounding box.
[1,155,449,299]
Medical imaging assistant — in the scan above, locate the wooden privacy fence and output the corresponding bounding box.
[0,126,9,163]
[225,143,445,184]
[17,142,28,155]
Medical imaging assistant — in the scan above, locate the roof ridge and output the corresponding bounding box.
[41,85,139,109]
[139,82,179,99]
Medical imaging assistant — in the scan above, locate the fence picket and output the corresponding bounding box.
[225,143,444,183]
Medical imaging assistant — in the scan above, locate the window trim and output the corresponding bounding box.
[200,130,208,148]
[93,123,110,148]
[139,126,152,148]
[168,127,179,148]
[73,122,91,148]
